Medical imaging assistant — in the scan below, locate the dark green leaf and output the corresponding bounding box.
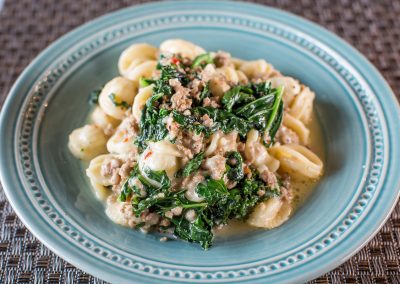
[226,151,244,181]
[108,93,130,109]
[88,88,101,105]
[180,152,205,177]
[192,53,214,68]
[142,166,171,189]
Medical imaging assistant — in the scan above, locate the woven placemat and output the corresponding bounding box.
[0,0,399,283]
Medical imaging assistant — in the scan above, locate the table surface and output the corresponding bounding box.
[1,0,399,283]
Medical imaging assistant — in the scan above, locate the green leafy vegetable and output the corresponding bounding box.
[179,152,205,177]
[135,93,170,149]
[191,53,214,68]
[119,165,280,249]
[108,93,130,109]
[226,151,244,182]
[142,166,171,189]
[139,77,156,87]
[88,88,102,105]
[221,85,254,112]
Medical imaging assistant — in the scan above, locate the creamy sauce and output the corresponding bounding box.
[215,112,325,237]
[213,219,260,237]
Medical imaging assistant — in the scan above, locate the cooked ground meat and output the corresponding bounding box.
[188,78,203,100]
[260,168,278,188]
[200,64,216,82]
[214,51,232,67]
[101,157,122,185]
[277,125,300,145]
[169,78,192,111]
[202,155,226,180]
[181,173,205,191]
[175,129,204,160]
[202,97,220,108]
[216,131,238,156]
[201,114,214,128]
[165,115,180,139]
[122,115,140,137]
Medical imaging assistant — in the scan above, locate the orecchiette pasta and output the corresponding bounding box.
[288,86,315,124]
[239,59,272,79]
[125,60,157,83]
[106,117,138,156]
[269,144,323,179]
[98,77,138,120]
[68,124,107,160]
[118,43,158,77]
[245,129,280,172]
[160,39,205,59]
[269,76,301,107]
[205,131,238,157]
[139,140,182,185]
[86,154,119,186]
[283,113,310,145]
[105,196,141,227]
[216,66,239,85]
[89,180,112,201]
[90,106,120,134]
[247,197,292,229]
[132,85,154,122]
[231,57,245,69]
[236,69,249,85]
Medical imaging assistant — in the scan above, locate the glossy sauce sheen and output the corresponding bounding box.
[215,112,325,237]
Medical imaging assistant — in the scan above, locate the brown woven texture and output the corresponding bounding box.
[0,0,399,283]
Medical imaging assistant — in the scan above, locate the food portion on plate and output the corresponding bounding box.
[68,39,323,249]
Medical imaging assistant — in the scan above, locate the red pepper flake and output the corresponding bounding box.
[123,137,129,143]
[171,57,180,65]
[144,151,153,159]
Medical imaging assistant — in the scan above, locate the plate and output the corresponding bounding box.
[1,1,399,283]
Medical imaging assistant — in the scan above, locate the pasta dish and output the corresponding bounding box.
[68,39,323,249]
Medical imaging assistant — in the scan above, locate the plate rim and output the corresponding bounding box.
[0,1,399,283]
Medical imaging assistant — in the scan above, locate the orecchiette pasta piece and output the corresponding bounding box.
[160,39,206,60]
[205,131,222,156]
[98,77,138,120]
[132,85,154,122]
[216,66,239,85]
[289,86,315,124]
[86,154,119,186]
[247,197,292,229]
[245,129,280,172]
[105,196,141,227]
[118,43,158,77]
[283,113,310,145]
[90,106,120,134]
[239,59,272,79]
[68,124,107,160]
[269,144,323,179]
[125,60,157,83]
[107,117,138,156]
[231,57,245,69]
[236,70,249,85]
[269,76,301,107]
[209,75,231,97]
[139,140,182,186]
[204,131,238,157]
[89,180,112,201]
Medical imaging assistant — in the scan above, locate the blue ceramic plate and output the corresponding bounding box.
[1,1,399,283]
